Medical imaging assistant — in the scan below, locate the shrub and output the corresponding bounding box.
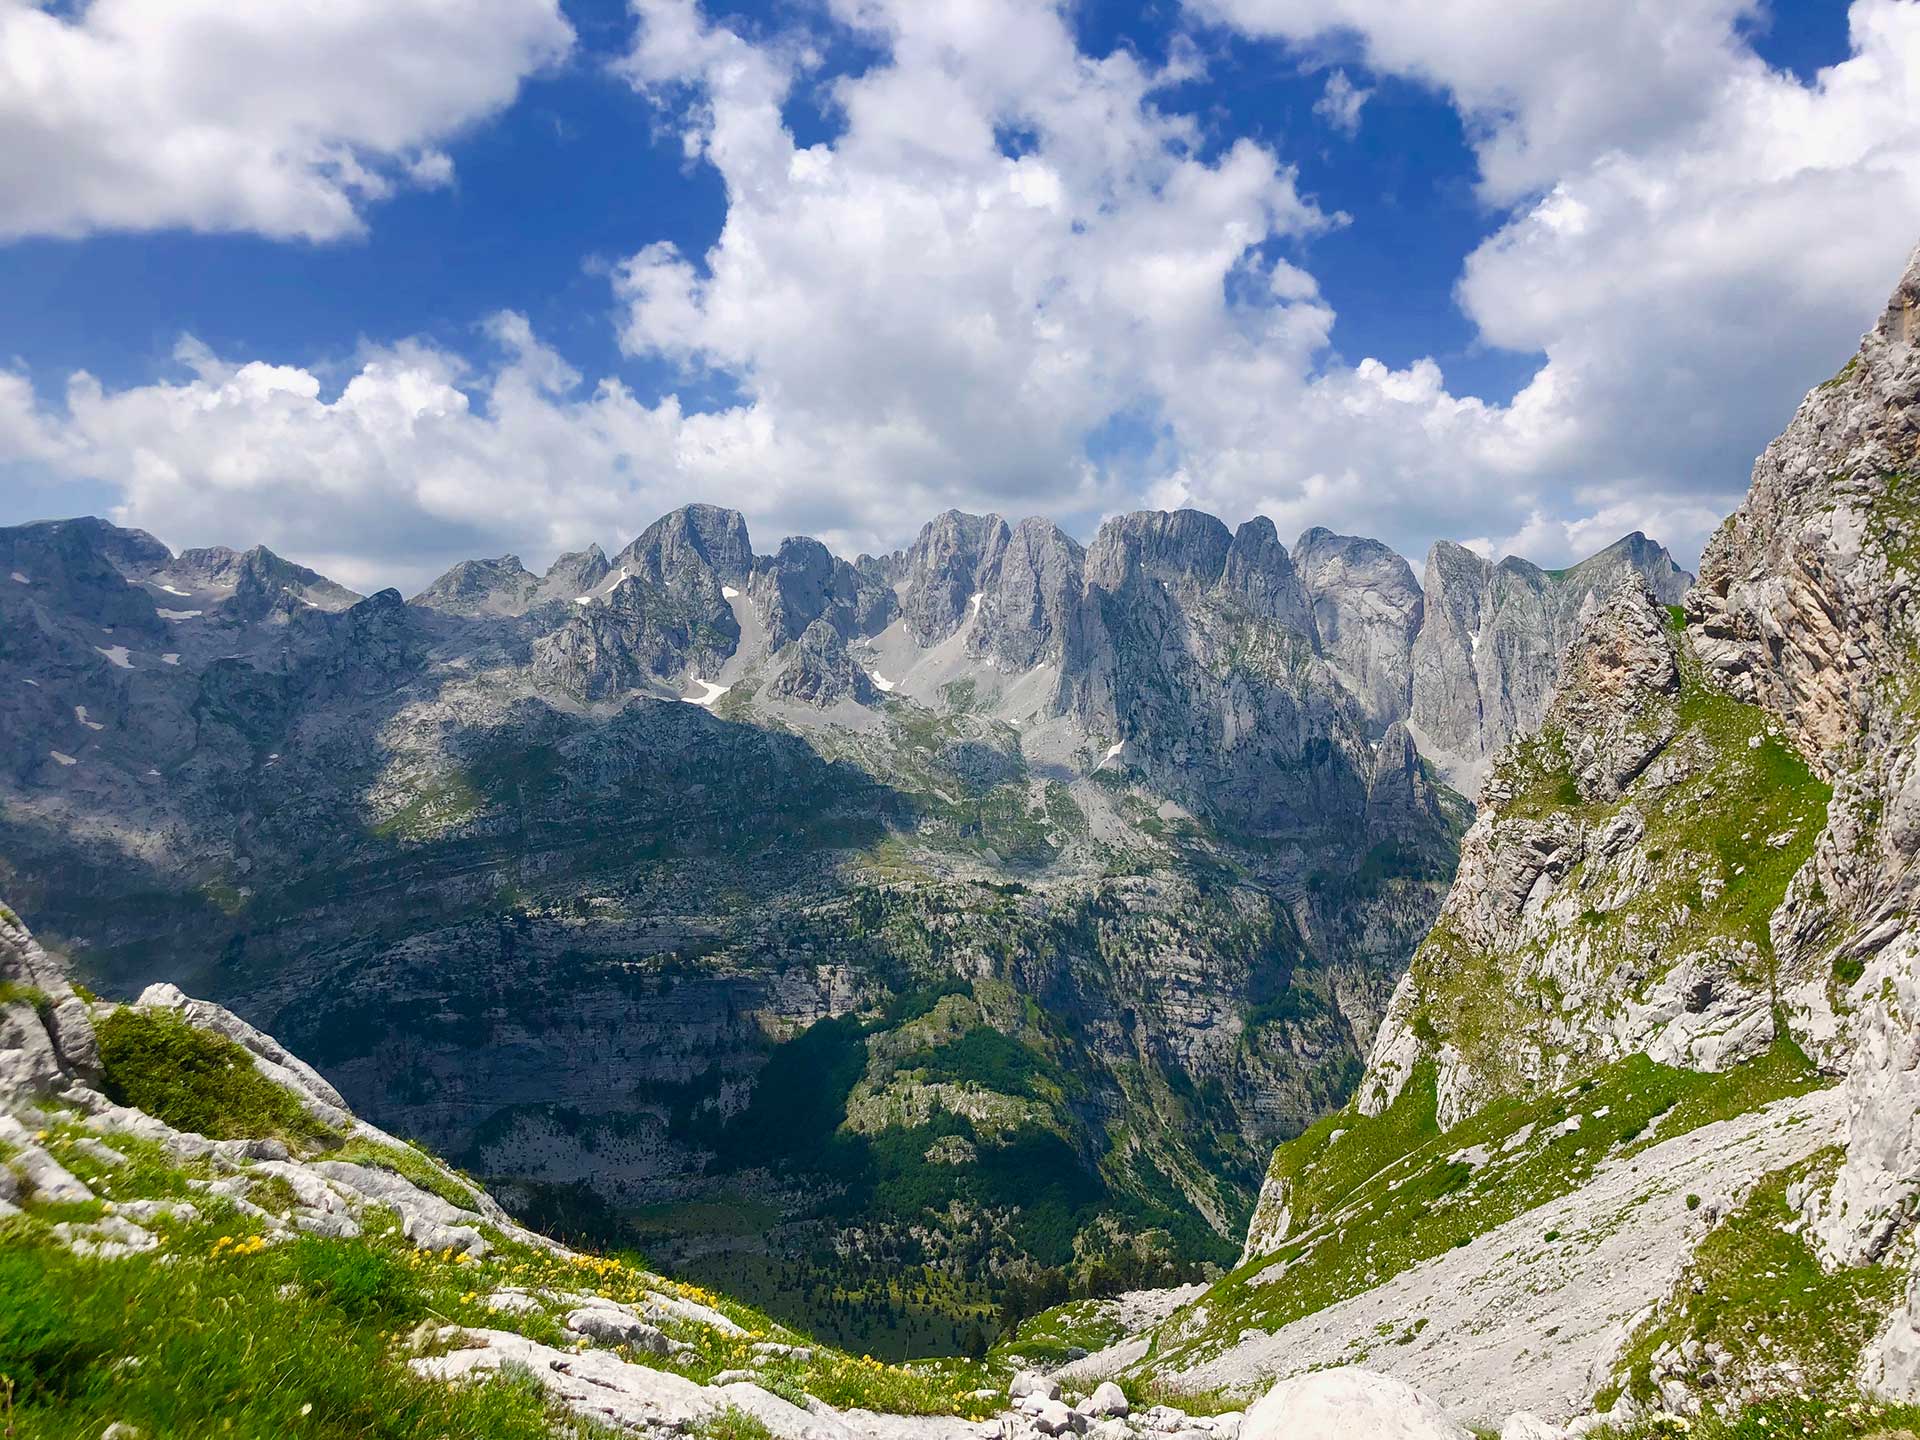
[95,1007,331,1144]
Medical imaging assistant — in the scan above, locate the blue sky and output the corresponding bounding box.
[0,0,1909,591]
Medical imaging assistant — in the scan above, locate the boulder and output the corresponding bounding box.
[1033,1399,1085,1436]
[1082,1382,1130,1418]
[1011,1372,1063,1402]
[1241,1369,1467,1440]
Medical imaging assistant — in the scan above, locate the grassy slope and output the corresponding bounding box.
[0,1007,1006,1438]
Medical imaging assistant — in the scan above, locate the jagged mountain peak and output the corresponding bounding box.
[899,509,1011,646]
[615,502,754,588]
[410,553,539,616]
[1085,508,1237,596]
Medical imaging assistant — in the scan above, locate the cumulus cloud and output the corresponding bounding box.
[7,0,1920,586]
[1190,0,1920,561]
[610,0,1335,549]
[1313,70,1370,135]
[0,0,573,240]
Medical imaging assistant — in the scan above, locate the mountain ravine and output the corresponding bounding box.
[1,496,1684,1348]
[1027,240,1920,1432]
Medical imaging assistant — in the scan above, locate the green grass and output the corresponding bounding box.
[1164,1047,1834,1374]
[94,1007,334,1146]
[1589,1395,1920,1439]
[1605,1149,1905,1415]
[0,1232,591,1440]
[697,1409,776,1440]
[1639,1036,1822,1146]
[0,981,51,1016]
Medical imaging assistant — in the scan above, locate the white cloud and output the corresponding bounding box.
[8,0,1920,586]
[1181,0,1920,565]
[1313,69,1370,136]
[0,0,573,240]
[607,0,1335,550]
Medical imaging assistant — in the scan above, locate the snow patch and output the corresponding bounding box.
[869,671,896,693]
[968,592,983,616]
[682,678,729,706]
[1102,741,1125,762]
[157,608,203,620]
[20,678,38,687]
[161,654,180,666]
[573,596,593,606]
[74,706,103,731]
[144,769,161,780]
[95,645,133,669]
[156,583,192,597]
[722,585,740,599]
[10,571,28,584]
[49,751,76,767]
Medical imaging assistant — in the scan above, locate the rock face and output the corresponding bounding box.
[1358,575,1818,1131]
[411,555,541,617]
[1174,238,1920,1423]
[900,510,1011,645]
[970,516,1084,670]
[769,618,876,706]
[1294,527,1424,731]
[1681,243,1920,1360]
[1406,534,1692,790]
[749,535,896,649]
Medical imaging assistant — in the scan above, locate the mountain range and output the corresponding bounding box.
[0,482,1686,1347]
[4,229,1920,1440]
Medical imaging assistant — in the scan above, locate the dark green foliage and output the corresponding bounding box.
[95,1007,331,1145]
[903,1028,1043,1094]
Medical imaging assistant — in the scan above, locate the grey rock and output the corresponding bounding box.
[971,516,1084,670]
[565,1306,670,1352]
[1010,1372,1063,1402]
[411,555,540,617]
[749,535,895,649]
[1241,1367,1466,1440]
[1294,527,1423,730]
[899,510,1012,645]
[1408,535,1690,791]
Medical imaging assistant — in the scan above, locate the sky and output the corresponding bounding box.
[0,0,1915,594]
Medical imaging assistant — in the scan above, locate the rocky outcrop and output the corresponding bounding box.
[1683,244,1920,1309]
[532,567,739,701]
[1407,535,1692,791]
[616,503,755,591]
[1358,576,1810,1129]
[172,543,363,619]
[411,555,541,616]
[536,543,613,604]
[899,510,1012,646]
[1365,722,1444,845]
[769,618,876,706]
[749,536,896,649]
[970,517,1084,670]
[1293,528,1423,731]
[1221,518,1315,634]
